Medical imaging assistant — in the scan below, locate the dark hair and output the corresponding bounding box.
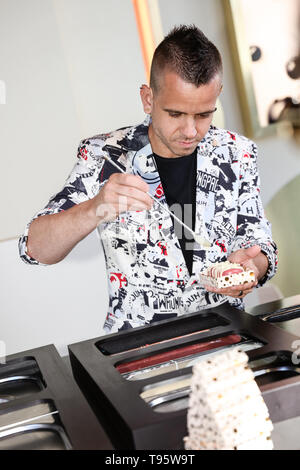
[150,25,222,92]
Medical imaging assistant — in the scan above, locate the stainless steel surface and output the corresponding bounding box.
[148,388,190,407]
[0,410,59,432]
[122,339,263,381]
[248,354,278,368]
[149,389,190,413]
[139,358,300,416]
[140,370,192,413]
[0,375,44,402]
[0,376,42,385]
[0,423,72,450]
[0,402,72,450]
[0,402,55,429]
[153,397,190,414]
[0,397,13,404]
[141,374,192,402]
[141,365,300,412]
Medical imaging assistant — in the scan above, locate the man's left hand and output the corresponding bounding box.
[204,245,267,299]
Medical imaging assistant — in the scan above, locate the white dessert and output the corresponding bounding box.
[184,348,273,450]
[198,261,255,288]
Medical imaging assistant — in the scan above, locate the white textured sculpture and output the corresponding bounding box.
[184,348,273,450]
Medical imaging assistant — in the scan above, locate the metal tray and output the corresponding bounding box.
[0,345,113,450]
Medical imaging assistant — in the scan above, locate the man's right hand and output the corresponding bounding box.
[26,173,153,265]
[93,173,153,223]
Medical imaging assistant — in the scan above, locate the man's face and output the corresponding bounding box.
[141,70,222,158]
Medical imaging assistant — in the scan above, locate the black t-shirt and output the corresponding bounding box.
[153,151,197,276]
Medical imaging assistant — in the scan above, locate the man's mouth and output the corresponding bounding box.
[177,140,197,147]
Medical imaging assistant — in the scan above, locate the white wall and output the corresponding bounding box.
[0,0,145,240]
[1,232,108,356]
[1,0,300,357]
[0,0,146,356]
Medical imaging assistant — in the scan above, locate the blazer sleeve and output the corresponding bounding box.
[18,140,106,265]
[230,140,278,286]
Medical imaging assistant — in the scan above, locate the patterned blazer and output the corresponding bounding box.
[19,117,278,333]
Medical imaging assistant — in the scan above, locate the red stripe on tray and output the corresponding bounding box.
[116,334,242,374]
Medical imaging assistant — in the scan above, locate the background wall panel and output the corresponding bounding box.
[0,0,145,240]
[1,0,300,356]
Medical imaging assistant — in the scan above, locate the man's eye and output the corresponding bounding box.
[168,112,181,118]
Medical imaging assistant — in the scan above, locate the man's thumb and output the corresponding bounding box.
[244,245,261,260]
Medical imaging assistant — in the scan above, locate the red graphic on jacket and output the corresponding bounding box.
[79,147,88,161]
[215,241,227,252]
[176,266,183,278]
[158,242,167,256]
[227,131,236,141]
[155,183,164,198]
[110,273,128,288]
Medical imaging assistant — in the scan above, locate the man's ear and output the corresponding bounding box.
[140,84,153,114]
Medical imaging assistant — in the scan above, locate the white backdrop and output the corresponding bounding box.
[1,0,300,357]
[0,0,145,240]
[0,0,146,355]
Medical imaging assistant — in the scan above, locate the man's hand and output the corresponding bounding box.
[92,173,153,223]
[204,245,268,299]
[26,173,153,264]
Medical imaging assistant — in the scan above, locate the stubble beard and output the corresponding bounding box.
[150,124,198,158]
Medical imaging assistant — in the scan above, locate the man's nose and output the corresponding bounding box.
[181,118,197,139]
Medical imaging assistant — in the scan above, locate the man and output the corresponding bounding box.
[19,25,278,333]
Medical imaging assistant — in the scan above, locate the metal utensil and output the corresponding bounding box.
[253,365,300,377]
[261,305,300,322]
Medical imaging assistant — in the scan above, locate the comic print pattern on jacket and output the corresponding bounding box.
[19,117,278,333]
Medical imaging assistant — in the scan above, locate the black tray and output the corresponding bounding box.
[0,344,113,450]
[69,303,300,450]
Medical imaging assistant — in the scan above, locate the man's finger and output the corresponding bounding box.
[243,245,261,260]
[114,185,153,209]
[111,173,150,193]
[228,245,261,264]
[204,281,256,297]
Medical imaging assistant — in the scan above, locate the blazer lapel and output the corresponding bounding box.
[127,121,222,281]
[190,132,223,281]
[130,137,190,278]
